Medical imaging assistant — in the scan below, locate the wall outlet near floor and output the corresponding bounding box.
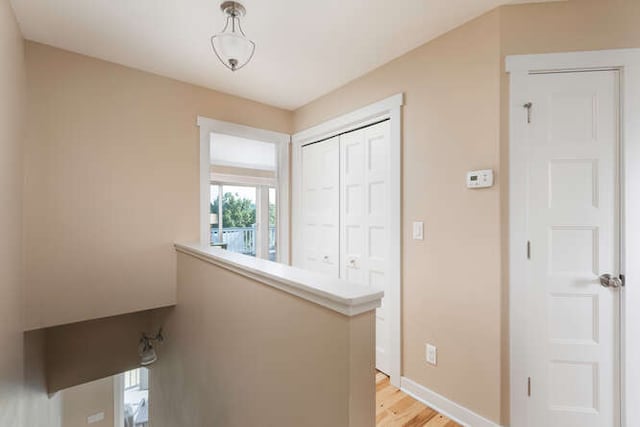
[426,343,437,366]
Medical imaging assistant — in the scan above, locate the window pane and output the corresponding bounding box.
[123,368,149,427]
[218,185,257,257]
[269,187,277,261]
[210,133,276,171]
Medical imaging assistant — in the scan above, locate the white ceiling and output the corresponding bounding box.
[11,0,555,110]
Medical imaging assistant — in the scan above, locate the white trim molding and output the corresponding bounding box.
[291,93,403,387]
[113,373,124,427]
[196,116,291,264]
[175,242,383,317]
[507,48,640,427]
[210,172,277,188]
[506,48,640,73]
[292,93,403,145]
[197,116,291,145]
[401,377,501,427]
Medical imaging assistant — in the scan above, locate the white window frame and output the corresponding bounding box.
[291,93,403,387]
[113,373,124,427]
[209,181,276,259]
[507,48,640,427]
[197,117,291,264]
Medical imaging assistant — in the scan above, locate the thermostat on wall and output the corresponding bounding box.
[467,169,494,189]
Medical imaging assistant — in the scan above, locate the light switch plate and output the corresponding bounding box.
[87,412,105,424]
[412,221,424,240]
[426,343,437,366]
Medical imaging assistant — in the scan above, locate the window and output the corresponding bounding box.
[209,183,277,260]
[210,184,258,256]
[123,369,140,389]
[207,132,282,261]
[198,117,290,264]
[119,368,149,427]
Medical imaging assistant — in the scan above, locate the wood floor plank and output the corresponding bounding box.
[391,401,434,425]
[377,386,406,409]
[424,414,458,427]
[403,407,437,427]
[377,377,391,392]
[375,372,461,427]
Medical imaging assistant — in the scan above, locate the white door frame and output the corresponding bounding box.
[291,93,403,387]
[197,116,291,264]
[507,49,640,427]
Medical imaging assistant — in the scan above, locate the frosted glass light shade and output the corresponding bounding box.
[211,30,255,71]
[140,346,157,366]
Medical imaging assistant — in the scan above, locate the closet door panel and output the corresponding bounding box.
[300,137,340,276]
[340,121,392,374]
[342,135,365,284]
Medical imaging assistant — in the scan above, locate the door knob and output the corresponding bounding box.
[599,274,623,289]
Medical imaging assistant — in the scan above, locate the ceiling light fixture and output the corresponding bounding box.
[139,329,164,366]
[211,1,255,72]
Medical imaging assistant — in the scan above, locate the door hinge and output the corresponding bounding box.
[524,102,533,124]
[527,377,531,397]
[527,241,531,260]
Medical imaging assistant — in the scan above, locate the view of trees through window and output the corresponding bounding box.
[210,184,277,260]
[211,192,257,227]
[210,191,276,228]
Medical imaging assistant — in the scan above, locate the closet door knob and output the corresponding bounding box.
[599,273,623,289]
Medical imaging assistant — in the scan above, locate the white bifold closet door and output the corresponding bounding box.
[340,121,392,374]
[300,121,392,374]
[300,136,340,276]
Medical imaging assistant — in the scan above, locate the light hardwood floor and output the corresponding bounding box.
[376,372,461,427]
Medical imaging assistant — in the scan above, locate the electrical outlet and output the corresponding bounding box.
[426,343,437,366]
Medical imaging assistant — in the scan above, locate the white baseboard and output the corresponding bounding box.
[400,377,502,427]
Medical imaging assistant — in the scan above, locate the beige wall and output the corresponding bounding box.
[500,0,640,56]
[18,1,640,425]
[0,0,28,423]
[151,253,375,427]
[61,377,114,427]
[23,42,293,330]
[294,0,640,424]
[0,2,61,426]
[23,331,63,426]
[43,309,168,393]
[295,9,504,422]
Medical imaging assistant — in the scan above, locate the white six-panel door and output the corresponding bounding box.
[520,70,620,427]
[300,137,340,276]
[340,121,392,374]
